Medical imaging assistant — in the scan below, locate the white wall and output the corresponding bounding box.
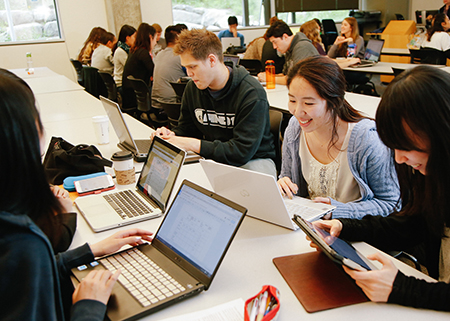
[410,0,443,18]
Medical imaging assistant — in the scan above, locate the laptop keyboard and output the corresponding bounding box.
[103,190,153,219]
[101,248,186,307]
[285,202,322,221]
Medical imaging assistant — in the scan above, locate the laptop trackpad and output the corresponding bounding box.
[87,203,112,217]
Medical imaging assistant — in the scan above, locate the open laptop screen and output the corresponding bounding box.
[155,182,244,277]
[363,39,384,62]
[137,137,184,210]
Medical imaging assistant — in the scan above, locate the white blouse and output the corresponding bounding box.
[299,122,361,203]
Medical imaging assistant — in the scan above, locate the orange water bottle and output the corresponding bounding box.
[265,60,275,89]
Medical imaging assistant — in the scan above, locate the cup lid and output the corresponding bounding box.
[111,150,133,161]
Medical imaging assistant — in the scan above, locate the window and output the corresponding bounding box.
[277,10,351,25]
[0,0,62,44]
[172,0,266,29]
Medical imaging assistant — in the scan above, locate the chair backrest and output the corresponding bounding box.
[420,47,447,65]
[159,100,181,129]
[391,67,406,77]
[239,59,263,76]
[98,72,118,102]
[70,58,84,85]
[127,76,151,112]
[321,19,338,50]
[269,109,283,174]
[169,81,187,102]
[82,66,108,99]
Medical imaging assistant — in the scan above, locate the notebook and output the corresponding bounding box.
[101,96,150,162]
[351,39,385,68]
[200,159,335,230]
[72,180,246,321]
[101,95,203,164]
[75,136,186,232]
[221,37,241,53]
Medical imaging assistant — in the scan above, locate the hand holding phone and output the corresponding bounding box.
[75,175,115,196]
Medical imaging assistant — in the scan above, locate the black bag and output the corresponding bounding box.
[43,137,112,185]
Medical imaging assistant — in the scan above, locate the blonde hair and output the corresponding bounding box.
[152,23,162,33]
[300,20,322,45]
[173,29,223,62]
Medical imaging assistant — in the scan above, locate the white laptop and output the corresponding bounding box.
[72,180,246,321]
[200,159,335,230]
[351,39,385,68]
[221,37,241,53]
[75,136,186,232]
[101,96,150,162]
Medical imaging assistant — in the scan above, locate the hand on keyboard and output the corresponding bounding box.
[73,269,120,305]
[89,228,154,258]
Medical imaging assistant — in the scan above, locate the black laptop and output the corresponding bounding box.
[72,180,247,321]
[351,39,385,68]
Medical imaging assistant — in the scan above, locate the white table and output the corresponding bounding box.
[24,74,83,94]
[10,66,60,79]
[265,85,381,119]
[35,73,449,321]
[342,61,448,75]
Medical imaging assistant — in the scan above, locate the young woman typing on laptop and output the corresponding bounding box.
[0,69,153,321]
[310,66,450,311]
[277,56,400,219]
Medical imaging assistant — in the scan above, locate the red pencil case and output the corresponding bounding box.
[244,285,280,321]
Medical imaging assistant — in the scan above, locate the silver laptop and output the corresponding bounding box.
[75,136,186,232]
[72,180,246,321]
[101,96,150,162]
[221,37,241,53]
[200,159,335,230]
[351,39,385,68]
[223,54,240,66]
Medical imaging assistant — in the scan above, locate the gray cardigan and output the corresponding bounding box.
[279,117,400,219]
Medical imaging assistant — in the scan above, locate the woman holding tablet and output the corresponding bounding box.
[312,66,450,310]
[277,56,399,219]
[0,69,153,320]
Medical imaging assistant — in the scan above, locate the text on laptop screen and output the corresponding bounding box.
[138,140,183,206]
[155,183,243,277]
[363,40,384,62]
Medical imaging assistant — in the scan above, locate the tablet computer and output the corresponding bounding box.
[292,215,377,271]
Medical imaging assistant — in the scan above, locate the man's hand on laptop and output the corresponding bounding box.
[277,176,298,199]
[151,126,175,140]
[89,228,153,258]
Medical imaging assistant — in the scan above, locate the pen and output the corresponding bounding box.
[249,297,259,321]
[264,296,276,316]
[255,291,268,321]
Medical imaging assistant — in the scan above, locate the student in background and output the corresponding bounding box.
[91,32,116,75]
[0,68,153,320]
[311,66,450,311]
[327,17,364,59]
[300,19,326,55]
[218,16,245,47]
[278,56,400,219]
[152,29,276,177]
[422,13,450,59]
[77,27,107,65]
[439,0,450,20]
[152,23,167,56]
[122,23,157,110]
[258,20,319,85]
[152,25,187,109]
[260,16,286,74]
[113,25,136,89]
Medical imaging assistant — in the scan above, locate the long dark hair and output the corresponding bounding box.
[427,13,447,41]
[131,23,156,54]
[287,56,366,151]
[112,24,136,54]
[0,69,63,245]
[376,66,450,237]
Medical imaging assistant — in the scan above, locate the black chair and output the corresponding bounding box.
[391,67,406,77]
[98,72,119,103]
[70,58,84,86]
[159,100,181,129]
[82,66,108,99]
[409,48,447,65]
[169,81,187,103]
[322,19,338,51]
[127,76,168,129]
[387,251,422,271]
[239,59,263,76]
[269,109,283,175]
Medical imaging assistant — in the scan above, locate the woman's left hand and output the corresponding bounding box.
[89,228,153,257]
[343,252,398,302]
[50,185,73,213]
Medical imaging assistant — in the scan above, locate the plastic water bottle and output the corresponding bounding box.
[26,52,34,75]
[265,60,275,89]
[347,43,356,58]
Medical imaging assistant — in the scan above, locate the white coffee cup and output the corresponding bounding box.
[92,115,109,145]
[112,151,136,185]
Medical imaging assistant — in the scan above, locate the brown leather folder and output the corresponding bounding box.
[273,251,368,313]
